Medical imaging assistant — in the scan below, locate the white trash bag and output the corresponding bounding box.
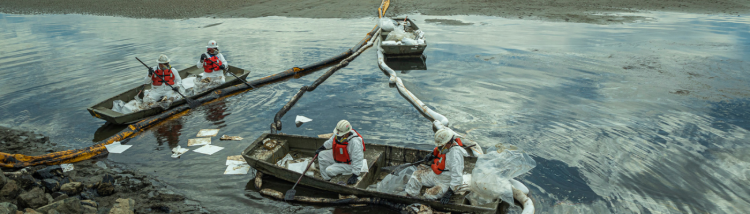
[379,18,397,32]
[376,166,417,195]
[468,143,536,207]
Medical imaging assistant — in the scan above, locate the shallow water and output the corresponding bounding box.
[1,12,749,214]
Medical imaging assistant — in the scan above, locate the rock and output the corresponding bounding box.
[0,206,8,214]
[17,187,48,209]
[79,191,95,200]
[35,197,81,214]
[58,178,70,186]
[81,205,97,214]
[50,192,65,199]
[13,175,39,190]
[0,202,18,214]
[95,162,107,170]
[80,200,97,208]
[22,208,41,214]
[32,166,62,180]
[152,189,184,202]
[51,194,67,203]
[44,194,53,206]
[46,210,60,214]
[108,198,134,214]
[0,168,7,189]
[41,179,59,193]
[96,175,114,196]
[59,182,82,195]
[0,180,21,198]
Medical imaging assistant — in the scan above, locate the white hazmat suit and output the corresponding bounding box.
[405,144,468,199]
[317,129,365,181]
[195,52,228,90]
[143,66,183,105]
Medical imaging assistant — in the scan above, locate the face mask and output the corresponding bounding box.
[159,64,170,70]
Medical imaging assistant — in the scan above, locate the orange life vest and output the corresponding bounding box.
[332,129,366,164]
[151,67,175,86]
[203,54,223,73]
[430,138,464,175]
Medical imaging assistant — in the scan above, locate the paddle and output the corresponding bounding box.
[285,153,318,201]
[206,58,255,89]
[135,57,200,109]
[381,144,476,174]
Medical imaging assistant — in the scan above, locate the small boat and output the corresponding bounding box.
[87,65,250,124]
[380,17,427,56]
[242,133,513,213]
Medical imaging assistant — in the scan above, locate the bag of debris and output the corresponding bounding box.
[112,100,126,113]
[401,38,418,45]
[379,18,397,32]
[376,166,416,195]
[468,143,536,207]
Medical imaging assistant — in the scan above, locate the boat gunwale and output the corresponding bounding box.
[87,65,249,124]
[242,133,497,214]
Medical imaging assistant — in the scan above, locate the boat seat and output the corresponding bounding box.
[329,149,383,187]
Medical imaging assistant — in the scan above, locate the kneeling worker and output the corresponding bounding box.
[315,120,365,185]
[405,128,468,204]
[197,40,228,88]
[144,54,183,105]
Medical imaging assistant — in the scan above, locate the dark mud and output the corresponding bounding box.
[1,0,749,24]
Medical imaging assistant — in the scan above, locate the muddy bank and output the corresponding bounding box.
[0,126,208,213]
[1,0,749,24]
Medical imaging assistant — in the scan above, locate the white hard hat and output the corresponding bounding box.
[206,40,219,49]
[156,54,170,64]
[434,128,454,147]
[333,120,352,137]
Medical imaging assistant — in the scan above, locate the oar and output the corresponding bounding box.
[207,58,255,89]
[285,153,318,201]
[135,57,200,109]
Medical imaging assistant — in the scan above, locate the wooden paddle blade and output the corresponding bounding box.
[284,189,296,201]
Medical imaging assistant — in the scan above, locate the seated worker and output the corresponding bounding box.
[315,120,365,185]
[405,128,468,204]
[195,40,228,91]
[144,54,183,107]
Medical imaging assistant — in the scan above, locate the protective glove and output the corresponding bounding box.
[315,145,326,155]
[440,189,454,204]
[219,64,226,70]
[200,54,207,61]
[148,67,155,75]
[346,174,358,185]
[422,153,435,162]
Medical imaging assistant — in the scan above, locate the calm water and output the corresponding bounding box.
[1,12,749,214]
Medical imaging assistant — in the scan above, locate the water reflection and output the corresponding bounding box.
[203,100,229,128]
[384,55,427,73]
[153,119,183,149]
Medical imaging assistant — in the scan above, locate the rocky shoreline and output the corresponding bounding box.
[0,126,209,214]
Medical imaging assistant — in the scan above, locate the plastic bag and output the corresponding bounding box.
[376,166,416,195]
[401,38,417,45]
[112,100,125,113]
[469,144,536,206]
[379,18,396,32]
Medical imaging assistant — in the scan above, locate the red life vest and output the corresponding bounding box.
[151,67,175,86]
[203,54,222,73]
[332,129,366,164]
[430,138,464,175]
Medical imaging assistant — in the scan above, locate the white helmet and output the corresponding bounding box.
[156,54,170,64]
[333,120,352,137]
[434,128,455,147]
[206,40,219,49]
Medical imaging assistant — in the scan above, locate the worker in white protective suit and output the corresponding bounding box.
[315,120,366,185]
[144,54,183,107]
[195,40,228,92]
[405,128,468,204]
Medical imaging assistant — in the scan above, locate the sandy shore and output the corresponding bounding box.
[1,0,749,23]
